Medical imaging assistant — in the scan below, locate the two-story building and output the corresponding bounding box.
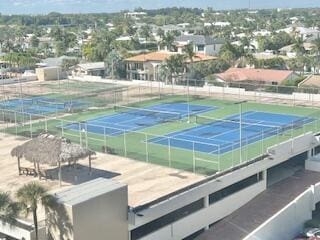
[125,51,216,81]
[174,35,224,56]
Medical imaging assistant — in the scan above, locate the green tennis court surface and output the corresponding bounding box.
[2,95,320,175]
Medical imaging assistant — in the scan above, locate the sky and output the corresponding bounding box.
[1,0,320,14]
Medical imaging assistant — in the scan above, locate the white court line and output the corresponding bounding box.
[208,119,271,141]
[150,104,215,117]
[176,131,234,144]
[90,115,146,128]
[149,111,263,147]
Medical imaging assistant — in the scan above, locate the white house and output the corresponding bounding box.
[174,35,224,56]
[277,26,320,39]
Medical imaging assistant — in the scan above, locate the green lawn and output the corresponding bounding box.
[2,95,320,176]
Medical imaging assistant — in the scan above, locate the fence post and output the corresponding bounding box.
[261,130,264,154]
[104,127,107,151]
[85,123,88,149]
[29,114,32,138]
[231,143,234,168]
[218,145,221,172]
[168,137,171,167]
[45,117,48,132]
[145,133,149,162]
[192,141,195,173]
[124,130,127,157]
[291,123,294,153]
[79,123,82,146]
[61,120,64,137]
[14,111,17,136]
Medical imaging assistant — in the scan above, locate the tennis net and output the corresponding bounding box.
[36,100,65,108]
[114,105,182,122]
[195,115,308,134]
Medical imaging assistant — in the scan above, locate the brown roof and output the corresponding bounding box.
[299,75,320,88]
[216,68,295,83]
[125,51,216,63]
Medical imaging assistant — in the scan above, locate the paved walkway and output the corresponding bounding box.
[196,170,320,240]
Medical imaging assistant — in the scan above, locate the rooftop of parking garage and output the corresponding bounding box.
[0,133,205,210]
[196,169,320,240]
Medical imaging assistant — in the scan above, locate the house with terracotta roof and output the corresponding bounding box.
[215,68,299,86]
[125,51,217,81]
[299,75,320,88]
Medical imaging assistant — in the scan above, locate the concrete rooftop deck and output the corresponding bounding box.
[0,133,204,209]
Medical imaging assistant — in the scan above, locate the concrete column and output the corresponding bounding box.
[308,148,313,158]
[204,196,209,230]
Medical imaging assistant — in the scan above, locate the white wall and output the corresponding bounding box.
[140,181,266,240]
[0,219,46,240]
[204,44,222,56]
[306,159,320,172]
[244,183,320,240]
[129,132,317,240]
[131,133,316,229]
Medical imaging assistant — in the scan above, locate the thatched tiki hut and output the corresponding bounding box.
[11,134,95,186]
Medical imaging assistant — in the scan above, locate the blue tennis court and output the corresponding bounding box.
[150,111,314,154]
[64,103,216,135]
[0,96,85,115]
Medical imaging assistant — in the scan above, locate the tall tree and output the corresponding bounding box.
[17,182,54,240]
[292,37,306,56]
[183,43,196,78]
[163,54,186,83]
[312,37,320,73]
[30,35,40,48]
[0,192,19,225]
[105,50,126,79]
[160,32,175,51]
[219,42,240,65]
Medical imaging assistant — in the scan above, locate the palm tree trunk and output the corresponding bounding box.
[17,157,21,175]
[33,208,38,240]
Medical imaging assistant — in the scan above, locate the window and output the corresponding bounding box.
[315,145,320,155]
[197,45,205,51]
[130,198,204,240]
[209,172,263,205]
[182,228,205,240]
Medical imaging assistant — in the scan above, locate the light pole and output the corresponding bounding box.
[187,77,190,123]
[234,100,247,163]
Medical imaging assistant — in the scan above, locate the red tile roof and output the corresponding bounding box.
[216,68,295,83]
[125,51,217,63]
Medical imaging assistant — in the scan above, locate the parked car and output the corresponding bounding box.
[305,228,320,238]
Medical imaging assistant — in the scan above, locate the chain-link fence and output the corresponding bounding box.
[2,78,320,175]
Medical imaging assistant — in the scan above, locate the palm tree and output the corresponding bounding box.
[0,192,19,225]
[184,43,196,63]
[16,182,54,240]
[312,37,320,73]
[164,54,186,84]
[183,43,196,78]
[140,25,152,50]
[292,37,305,57]
[160,33,175,52]
[219,42,239,66]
